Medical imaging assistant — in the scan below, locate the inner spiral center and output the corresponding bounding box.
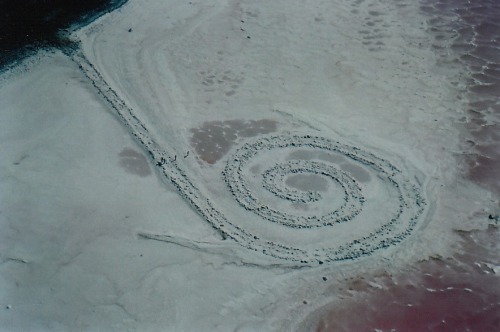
[262,160,348,204]
[285,174,328,193]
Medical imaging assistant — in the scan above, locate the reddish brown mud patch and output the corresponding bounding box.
[314,225,500,332]
[190,119,277,164]
[118,148,152,177]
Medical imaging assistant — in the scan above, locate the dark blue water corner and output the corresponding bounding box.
[0,0,129,70]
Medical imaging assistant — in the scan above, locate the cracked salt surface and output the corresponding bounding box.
[1,0,498,330]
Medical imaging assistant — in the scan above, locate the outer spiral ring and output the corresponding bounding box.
[220,134,426,263]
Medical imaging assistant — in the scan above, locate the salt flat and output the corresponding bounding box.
[1,0,497,330]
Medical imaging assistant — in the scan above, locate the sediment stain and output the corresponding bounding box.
[190,119,277,164]
[118,147,151,177]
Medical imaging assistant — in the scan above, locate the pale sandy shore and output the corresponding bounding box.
[1,0,498,330]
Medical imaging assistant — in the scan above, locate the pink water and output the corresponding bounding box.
[315,226,500,331]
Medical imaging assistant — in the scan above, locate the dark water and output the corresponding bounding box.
[422,0,500,195]
[0,0,128,69]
